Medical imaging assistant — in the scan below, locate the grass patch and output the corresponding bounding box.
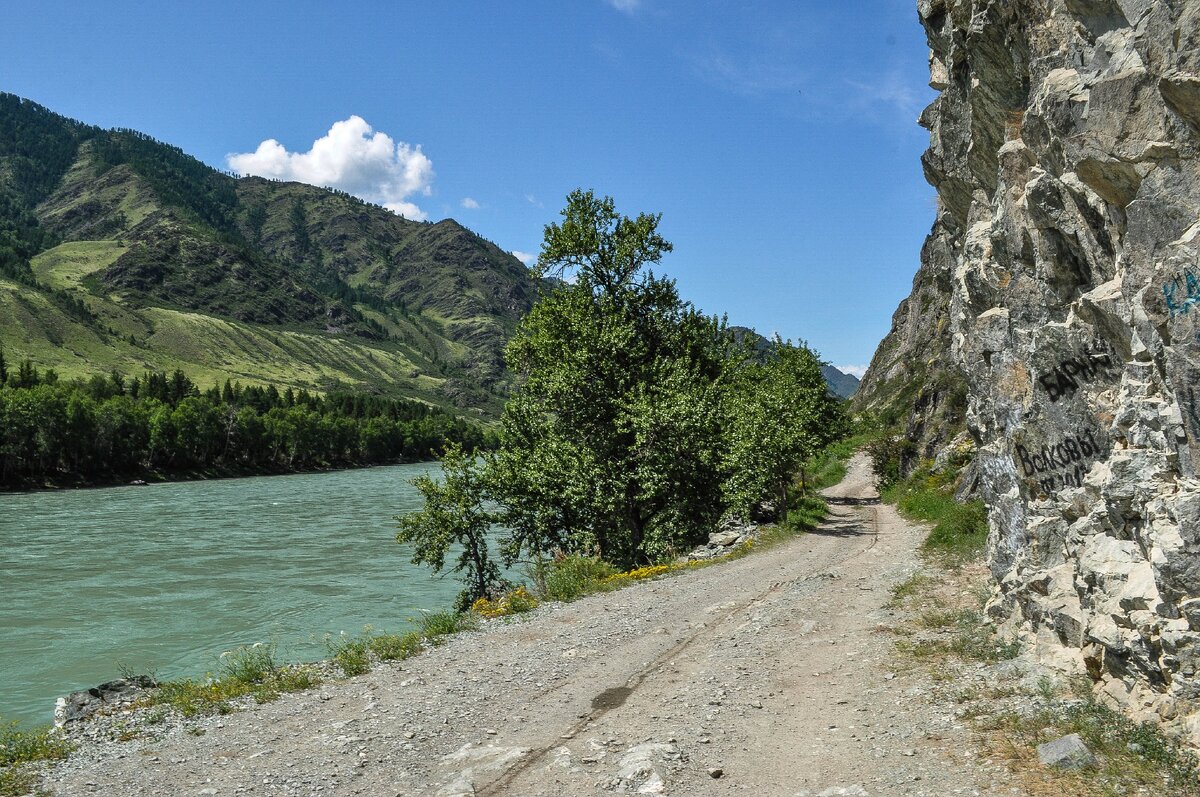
[327,634,372,677]
[783,493,829,533]
[368,631,424,661]
[801,434,866,492]
[883,469,987,564]
[327,627,428,675]
[142,643,320,718]
[1,716,71,796]
[986,692,1200,797]
[218,642,278,683]
[417,610,477,643]
[538,555,621,602]
[888,572,934,606]
[896,607,1020,664]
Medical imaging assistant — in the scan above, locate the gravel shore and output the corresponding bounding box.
[37,455,1027,796]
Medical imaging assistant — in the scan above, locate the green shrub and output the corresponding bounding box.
[368,631,424,661]
[0,718,71,769]
[539,555,619,602]
[866,435,917,489]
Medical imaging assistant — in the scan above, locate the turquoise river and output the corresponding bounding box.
[0,463,467,727]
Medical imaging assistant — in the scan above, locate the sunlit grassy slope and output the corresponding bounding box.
[0,274,473,409]
[30,241,127,290]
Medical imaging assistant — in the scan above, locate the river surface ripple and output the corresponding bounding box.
[0,463,462,726]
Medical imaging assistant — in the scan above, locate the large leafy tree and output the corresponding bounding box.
[489,190,733,568]
[396,191,849,601]
[723,339,847,517]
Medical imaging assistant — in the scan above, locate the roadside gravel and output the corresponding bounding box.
[40,454,1026,796]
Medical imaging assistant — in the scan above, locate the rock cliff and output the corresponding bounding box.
[876,0,1200,742]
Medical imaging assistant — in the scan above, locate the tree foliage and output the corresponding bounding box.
[723,338,848,516]
[395,443,504,610]
[397,191,850,603]
[0,362,487,486]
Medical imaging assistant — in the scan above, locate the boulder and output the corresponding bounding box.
[54,675,158,725]
[707,531,741,547]
[1037,734,1096,770]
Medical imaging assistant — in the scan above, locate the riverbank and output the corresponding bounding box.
[0,456,432,494]
[24,455,1033,796]
[0,462,457,730]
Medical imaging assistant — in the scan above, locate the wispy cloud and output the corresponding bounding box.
[844,72,925,122]
[606,0,640,13]
[227,116,434,221]
[460,197,480,209]
[511,250,536,266]
[524,193,544,208]
[689,48,807,97]
[835,364,870,379]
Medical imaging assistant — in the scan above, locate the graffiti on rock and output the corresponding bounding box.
[1016,429,1106,496]
[1037,340,1117,403]
[1163,269,1200,319]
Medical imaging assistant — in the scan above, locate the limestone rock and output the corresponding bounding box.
[863,0,1200,747]
[54,675,158,726]
[1037,734,1096,770]
[707,531,741,547]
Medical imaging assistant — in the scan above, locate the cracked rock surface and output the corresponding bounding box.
[865,0,1200,744]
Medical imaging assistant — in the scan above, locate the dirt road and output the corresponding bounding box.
[44,455,1023,796]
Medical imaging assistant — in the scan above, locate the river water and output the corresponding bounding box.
[0,463,468,727]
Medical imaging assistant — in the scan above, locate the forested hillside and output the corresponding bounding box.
[0,356,485,488]
[0,93,537,414]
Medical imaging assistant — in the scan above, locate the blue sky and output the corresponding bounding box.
[1,0,936,375]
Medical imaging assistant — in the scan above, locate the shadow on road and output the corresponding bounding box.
[807,513,872,538]
[826,496,880,506]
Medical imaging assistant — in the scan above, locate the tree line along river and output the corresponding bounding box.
[0,462,463,727]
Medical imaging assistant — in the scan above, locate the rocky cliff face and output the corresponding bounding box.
[909,0,1200,742]
[853,231,968,475]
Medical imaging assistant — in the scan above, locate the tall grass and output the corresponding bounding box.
[1,717,72,797]
[883,467,987,563]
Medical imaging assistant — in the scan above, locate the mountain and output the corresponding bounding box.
[820,365,859,400]
[0,93,538,414]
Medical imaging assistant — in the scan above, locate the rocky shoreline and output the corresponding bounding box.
[17,456,1034,797]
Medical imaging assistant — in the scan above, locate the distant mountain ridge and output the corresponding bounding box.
[0,92,538,413]
[820,365,859,400]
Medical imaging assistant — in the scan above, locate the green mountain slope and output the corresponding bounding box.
[819,365,859,399]
[0,93,538,414]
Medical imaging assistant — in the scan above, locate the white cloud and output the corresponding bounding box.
[607,0,640,12]
[227,116,434,221]
[691,50,807,97]
[511,251,536,266]
[524,193,544,208]
[460,197,480,209]
[845,72,926,123]
[835,364,869,379]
